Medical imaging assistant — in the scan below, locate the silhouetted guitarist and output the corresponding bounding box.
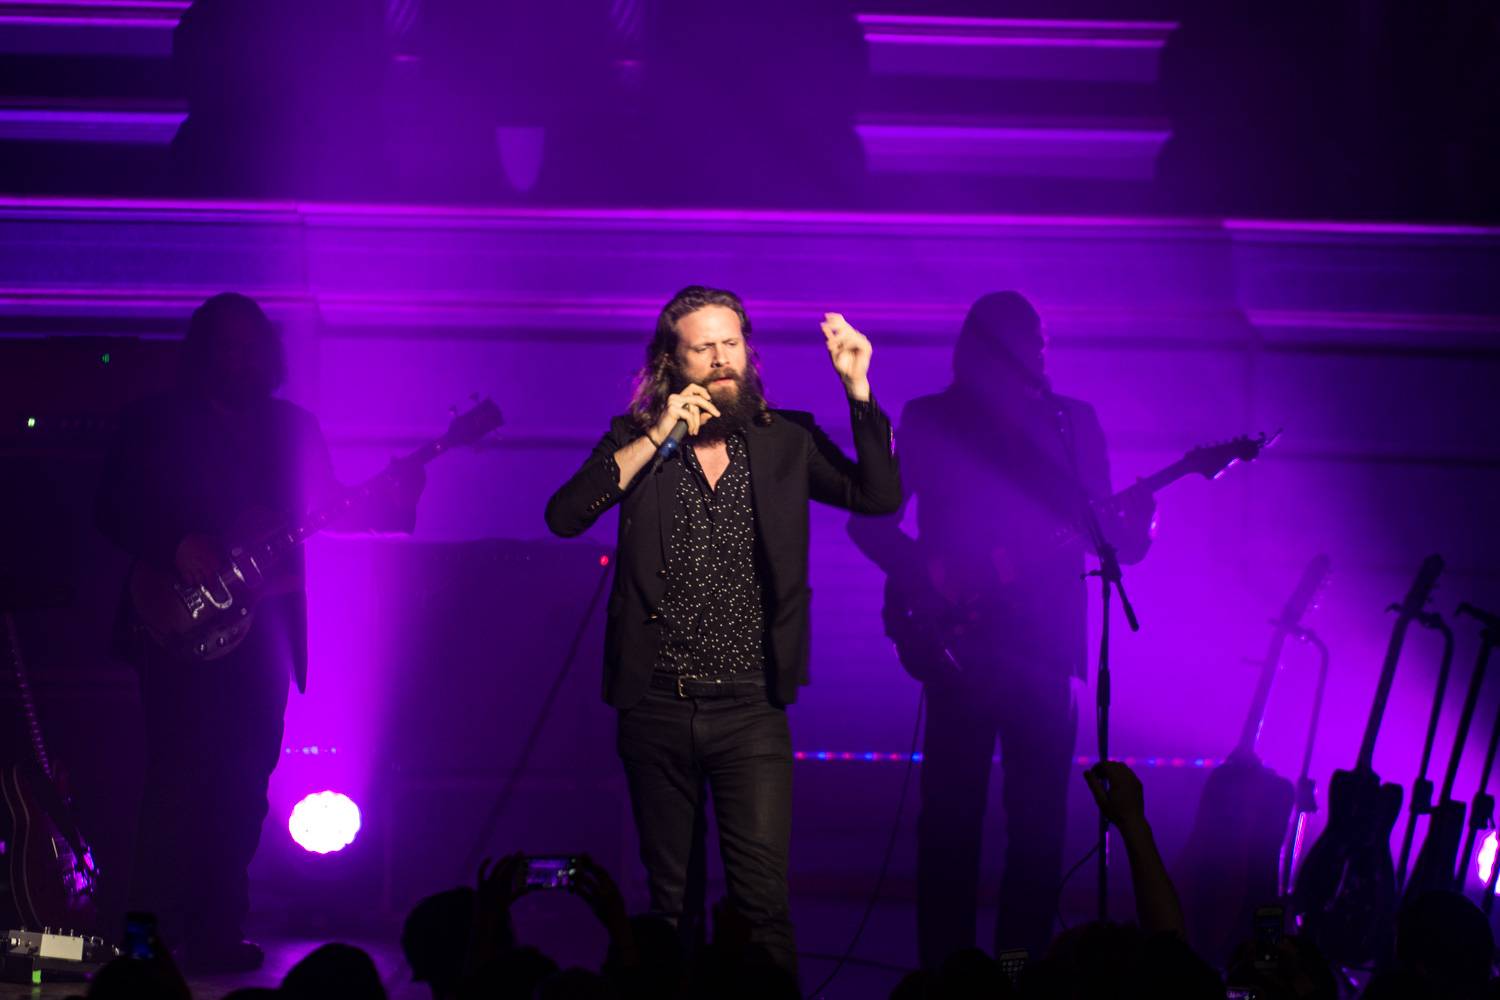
[848,292,1153,966]
[95,293,423,971]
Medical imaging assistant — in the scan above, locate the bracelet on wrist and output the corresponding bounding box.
[646,430,662,448]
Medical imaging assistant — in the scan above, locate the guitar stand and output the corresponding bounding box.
[1453,603,1500,910]
[1281,625,1330,897]
[1395,611,1455,892]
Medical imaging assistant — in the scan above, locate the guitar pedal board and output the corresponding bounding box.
[2,928,118,984]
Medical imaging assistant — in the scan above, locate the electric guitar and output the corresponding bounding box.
[1291,554,1445,968]
[1177,553,1330,966]
[127,399,502,661]
[1402,610,1483,903]
[880,433,1273,681]
[1394,610,1457,890]
[1456,605,1500,908]
[0,613,101,932]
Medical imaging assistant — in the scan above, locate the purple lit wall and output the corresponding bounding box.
[3,198,1498,910]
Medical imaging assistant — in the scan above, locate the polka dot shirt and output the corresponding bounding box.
[655,433,768,680]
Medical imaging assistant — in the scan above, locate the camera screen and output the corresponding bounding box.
[524,856,577,890]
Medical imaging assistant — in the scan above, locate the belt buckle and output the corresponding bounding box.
[676,675,686,699]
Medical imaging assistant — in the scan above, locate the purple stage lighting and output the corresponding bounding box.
[1476,832,1500,893]
[288,790,362,855]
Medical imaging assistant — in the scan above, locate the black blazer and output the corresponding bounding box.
[545,401,902,708]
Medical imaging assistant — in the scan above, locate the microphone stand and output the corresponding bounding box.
[1047,389,1140,923]
[1081,500,1139,923]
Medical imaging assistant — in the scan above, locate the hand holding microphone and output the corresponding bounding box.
[649,383,721,459]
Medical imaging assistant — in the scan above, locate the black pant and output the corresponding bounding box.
[617,680,796,977]
[916,668,1077,968]
[130,625,290,950]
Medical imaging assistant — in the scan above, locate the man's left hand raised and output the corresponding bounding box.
[821,312,872,402]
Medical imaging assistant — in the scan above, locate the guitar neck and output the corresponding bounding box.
[1357,554,1445,772]
[3,613,52,780]
[1439,624,1482,803]
[1357,618,1411,773]
[1236,630,1291,756]
[243,438,442,563]
[1132,461,1194,498]
[1237,554,1332,758]
[1094,461,1199,522]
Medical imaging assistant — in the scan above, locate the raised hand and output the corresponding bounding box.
[568,854,629,933]
[1084,760,1148,830]
[820,312,872,401]
[476,853,530,914]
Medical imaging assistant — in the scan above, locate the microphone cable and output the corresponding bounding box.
[808,686,926,998]
[460,553,613,878]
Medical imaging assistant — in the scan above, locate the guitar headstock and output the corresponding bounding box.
[1183,430,1278,481]
[440,399,504,449]
[1392,554,1445,620]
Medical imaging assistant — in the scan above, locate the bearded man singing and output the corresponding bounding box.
[545,285,902,979]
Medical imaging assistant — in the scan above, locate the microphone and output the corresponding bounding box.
[655,420,689,462]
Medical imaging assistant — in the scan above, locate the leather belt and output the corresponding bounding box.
[650,671,766,699]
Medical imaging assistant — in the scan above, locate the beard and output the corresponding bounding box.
[672,366,767,443]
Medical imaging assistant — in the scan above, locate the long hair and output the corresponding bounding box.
[628,285,771,429]
[177,291,287,392]
[953,290,1048,393]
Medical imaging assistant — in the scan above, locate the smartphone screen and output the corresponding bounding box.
[123,911,157,960]
[524,856,578,890]
[1253,905,1284,967]
[995,948,1027,983]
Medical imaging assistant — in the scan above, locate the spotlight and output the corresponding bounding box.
[288,791,361,854]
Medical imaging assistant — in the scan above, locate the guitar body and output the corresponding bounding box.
[1404,800,1467,901]
[123,399,501,663]
[1292,767,1403,966]
[874,435,1272,684]
[1178,752,1296,965]
[882,571,976,683]
[128,558,262,661]
[1292,554,1443,968]
[0,759,99,931]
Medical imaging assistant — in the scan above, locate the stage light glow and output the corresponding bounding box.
[1477,832,1500,892]
[25,417,36,429]
[288,791,361,854]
